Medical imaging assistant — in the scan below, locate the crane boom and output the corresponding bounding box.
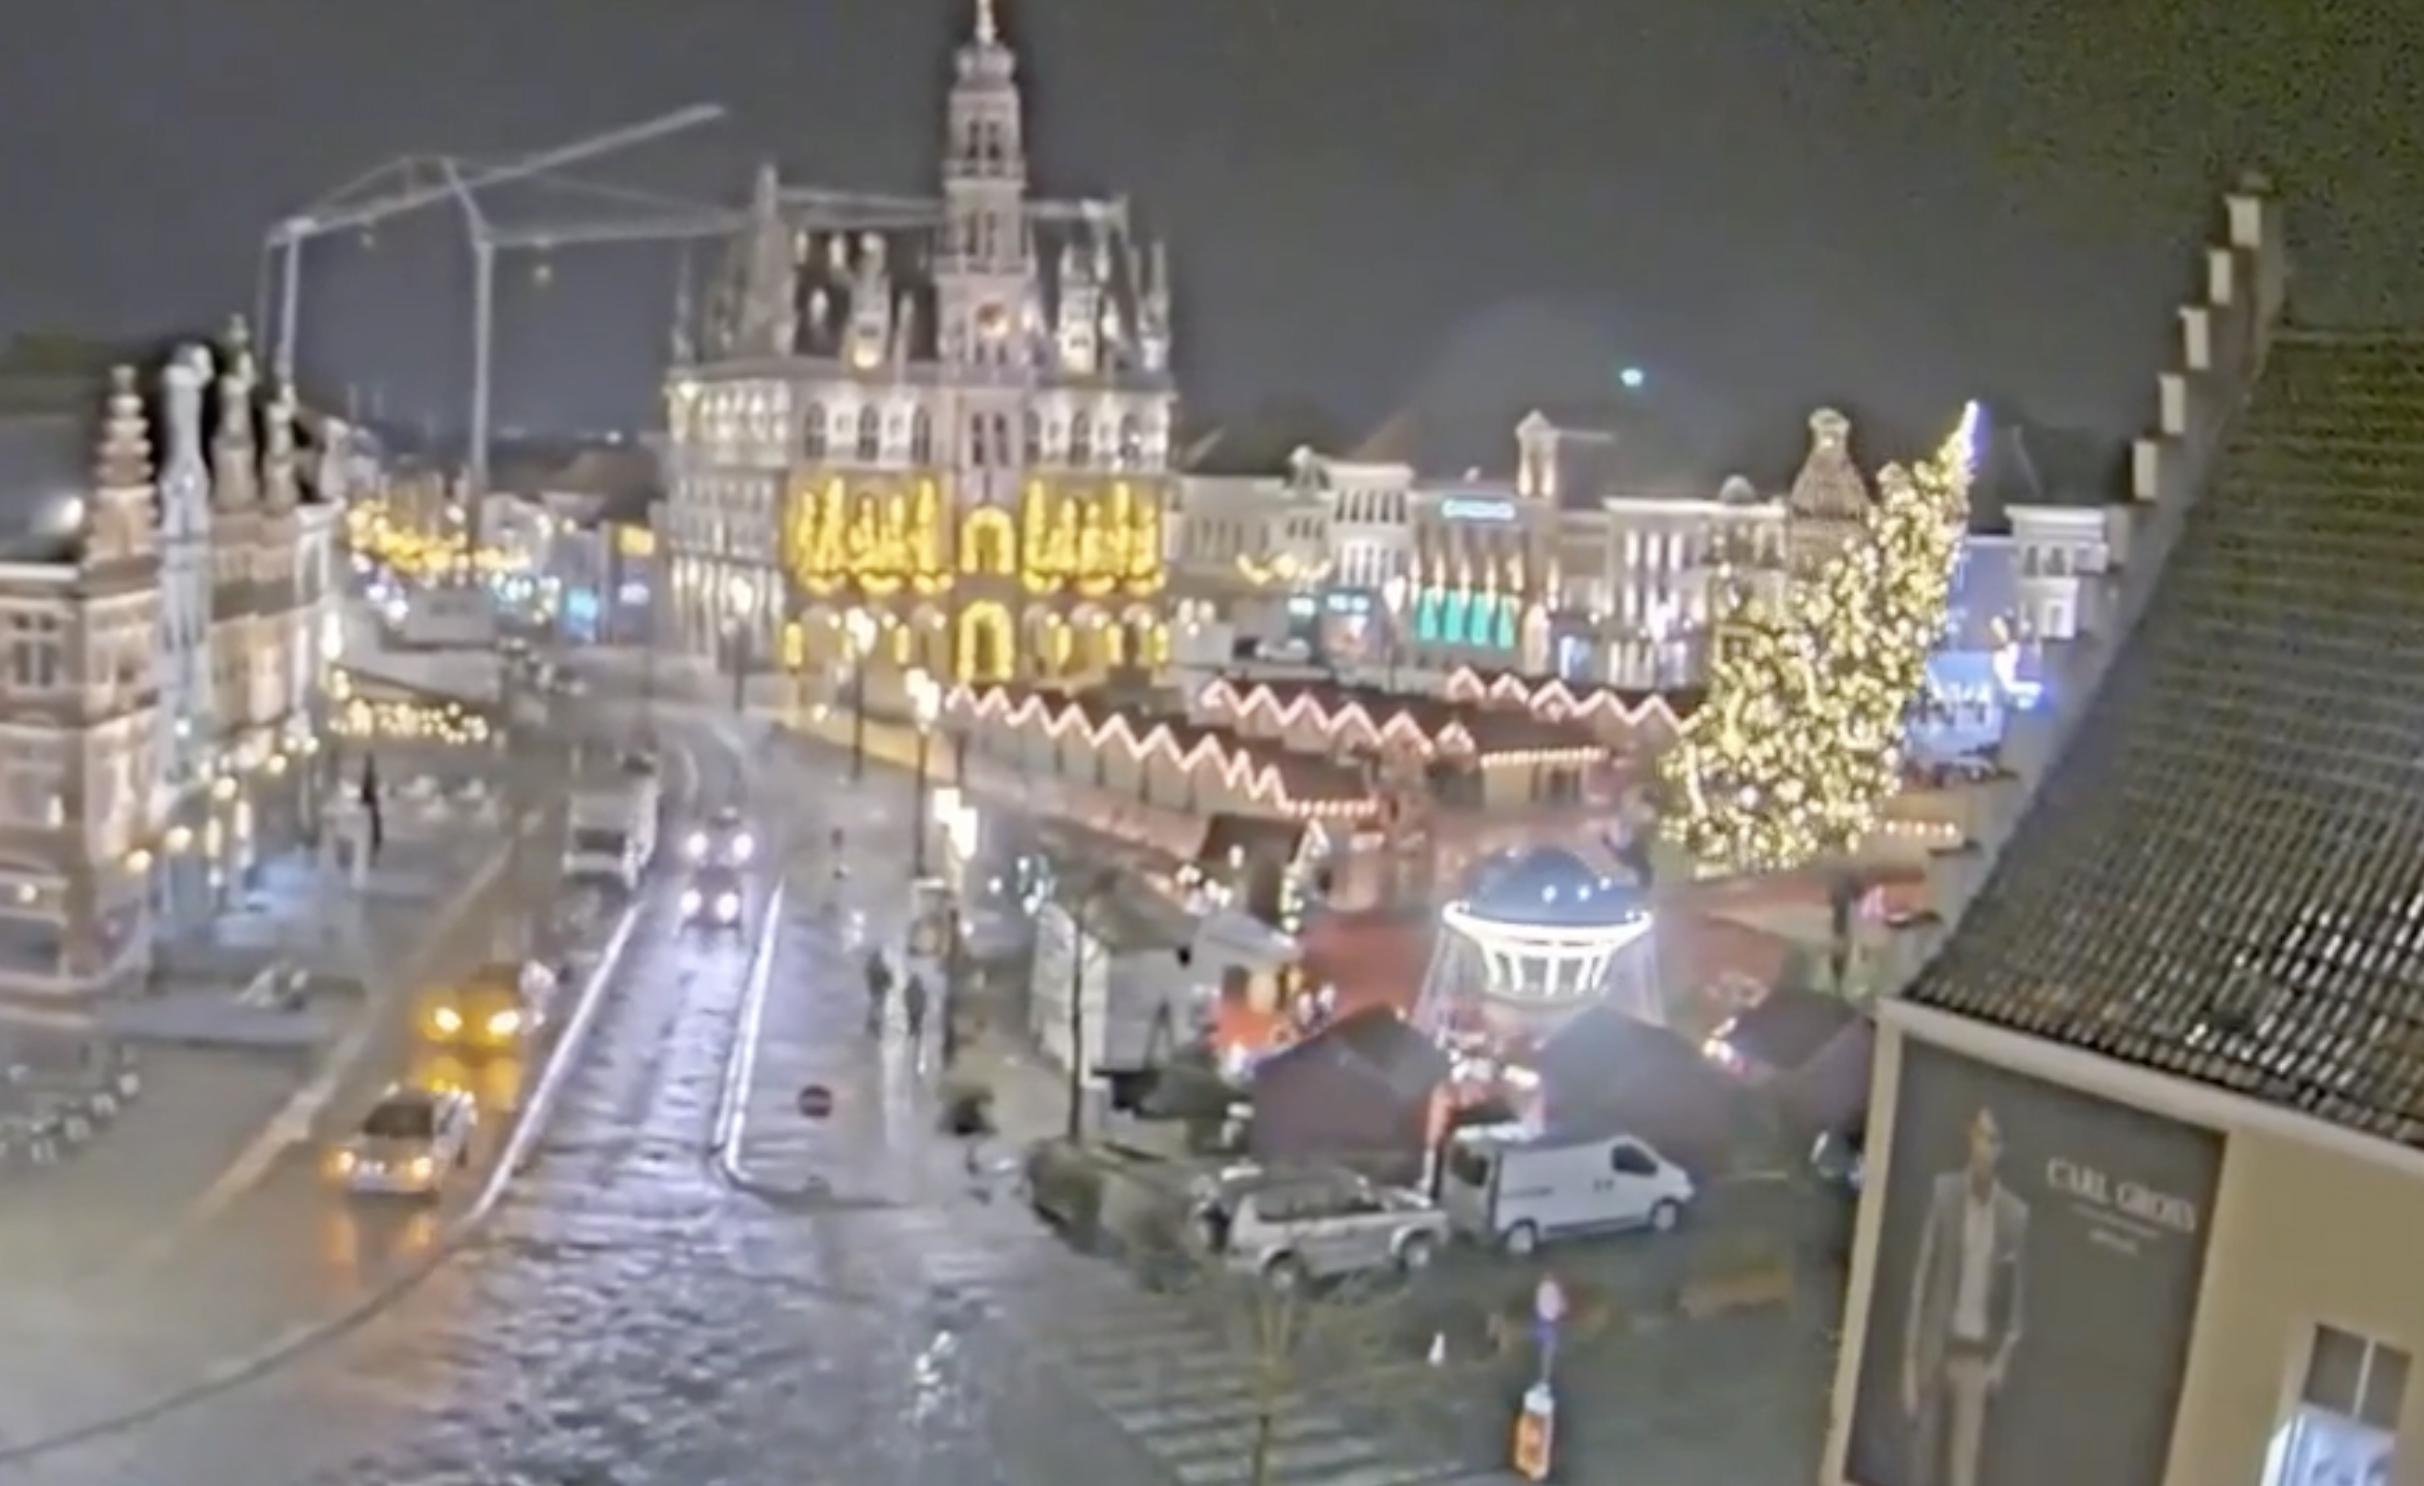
[266,104,725,248]
[776,188,944,223]
[485,213,743,251]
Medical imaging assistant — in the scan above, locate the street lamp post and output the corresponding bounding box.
[1049,866,1118,1142]
[723,575,757,715]
[906,668,940,878]
[843,609,877,781]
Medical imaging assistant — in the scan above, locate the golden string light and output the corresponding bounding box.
[345,499,527,582]
[1660,404,1980,874]
[779,475,1167,682]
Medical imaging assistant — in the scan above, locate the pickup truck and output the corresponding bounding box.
[1189,1163,1448,1292]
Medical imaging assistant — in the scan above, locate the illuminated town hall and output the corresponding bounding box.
[657,0,1176,687]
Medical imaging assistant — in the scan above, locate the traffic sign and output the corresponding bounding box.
[796,1083,835,1119]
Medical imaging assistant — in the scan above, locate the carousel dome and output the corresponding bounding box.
[1459,847,1647,930]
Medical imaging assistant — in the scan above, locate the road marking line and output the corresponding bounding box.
[709,869,787,1177]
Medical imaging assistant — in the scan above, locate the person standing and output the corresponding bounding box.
[1901,1105,2030,1486]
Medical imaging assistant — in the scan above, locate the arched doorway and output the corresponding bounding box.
[958,602,1014,684]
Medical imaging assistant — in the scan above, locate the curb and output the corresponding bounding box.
[706,876,810,1202]
[704,820,909,1215]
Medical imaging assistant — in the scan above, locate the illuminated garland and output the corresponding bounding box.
[1660,404,1979,874]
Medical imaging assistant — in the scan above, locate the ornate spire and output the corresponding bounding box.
[263,383,300,510]
[731,162,797,357]
[954,0,1017,80]
[213,316,259,508]
[82,365,156,565]
[161,346,208,477]
[1786,407,1869,523]
[93,366,151,491]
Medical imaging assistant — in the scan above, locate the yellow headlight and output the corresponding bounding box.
[408,1156,435,1178]
[486,1009,522,1036]
[431,1007,463,1033]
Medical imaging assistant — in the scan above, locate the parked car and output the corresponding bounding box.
[1188,1162,1447,1291]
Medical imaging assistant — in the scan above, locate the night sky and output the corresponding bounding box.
[3,0,2415,457]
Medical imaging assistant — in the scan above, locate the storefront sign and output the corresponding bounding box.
[1842,1041,2221,1486]
[1440,497,1517,523]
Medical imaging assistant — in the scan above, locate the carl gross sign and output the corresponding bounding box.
[2046,1158,2201,1253]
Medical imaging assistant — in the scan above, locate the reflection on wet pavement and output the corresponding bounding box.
[3,720,1527,1486]
[0,722,1147,1485]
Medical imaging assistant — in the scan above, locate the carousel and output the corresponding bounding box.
[1413,846,1659,1090]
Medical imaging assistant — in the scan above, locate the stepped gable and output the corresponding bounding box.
[1908,330,2424,1147]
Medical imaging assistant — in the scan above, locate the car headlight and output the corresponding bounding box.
[432,1006,463,1033]
[731,833,754,862]
[684,832,707,860]
[408,1156,435,1179]
[715,893,741,921]
[333,1150,356,1174]
[486,1008,522,1036]
[680,889,702,915]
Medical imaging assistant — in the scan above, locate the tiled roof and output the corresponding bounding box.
[1908,331,2424,1147]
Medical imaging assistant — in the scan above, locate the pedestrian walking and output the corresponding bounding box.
[902,973,929,1039]
[864,949,893,1034]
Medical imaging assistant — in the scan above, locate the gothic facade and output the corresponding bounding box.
[0,319,340,997]
[658,0,1177,695]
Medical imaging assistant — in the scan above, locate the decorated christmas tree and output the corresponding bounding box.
[1661,406,1979,875]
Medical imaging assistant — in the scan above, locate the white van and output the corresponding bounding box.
[1439,1121,1696,1255]
[561,772,658,891]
